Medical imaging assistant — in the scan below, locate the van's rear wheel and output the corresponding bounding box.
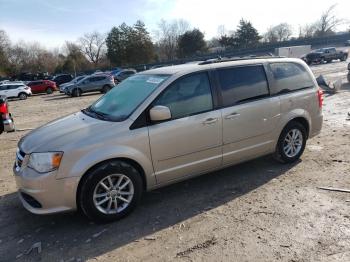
[274,121,307,163]
[79,160,143,223]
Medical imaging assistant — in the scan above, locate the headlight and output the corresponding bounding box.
[28,152,63,173]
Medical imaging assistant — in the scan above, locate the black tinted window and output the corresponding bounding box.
[8,85,20,89]
[154,72,213,119]
[218,65,269,106]
[270,62,314,93]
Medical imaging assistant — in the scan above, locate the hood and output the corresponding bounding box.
[19,112,115,153]
[62,83,75,90]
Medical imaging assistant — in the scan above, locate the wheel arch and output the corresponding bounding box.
[289,117,310,139]
[76,157,147,210]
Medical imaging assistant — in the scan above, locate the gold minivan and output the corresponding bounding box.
[14,57,323,222]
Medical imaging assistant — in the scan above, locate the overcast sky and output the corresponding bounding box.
[0,0,349,49]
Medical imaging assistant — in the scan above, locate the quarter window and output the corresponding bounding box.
[154,72,213,119]
[270,62,314,93]
[217,65,269,106]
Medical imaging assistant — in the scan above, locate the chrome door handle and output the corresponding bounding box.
[225,112,240,120]
[203,118,218,125]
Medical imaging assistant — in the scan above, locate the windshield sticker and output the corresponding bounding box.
[146,77,164,84]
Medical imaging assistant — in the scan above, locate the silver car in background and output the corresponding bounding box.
[59,75,86,93]
[65,74,115,97]
[14,57,323,223]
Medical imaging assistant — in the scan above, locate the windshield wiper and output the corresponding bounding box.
[82,107,110,121]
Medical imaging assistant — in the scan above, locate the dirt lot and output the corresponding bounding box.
[0,60,350,262]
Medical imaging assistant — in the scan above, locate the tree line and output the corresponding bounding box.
[0,4,347,78]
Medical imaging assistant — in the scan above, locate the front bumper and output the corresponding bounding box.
[13,164,80,214]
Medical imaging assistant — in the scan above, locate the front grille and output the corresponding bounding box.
[21,192,42,208]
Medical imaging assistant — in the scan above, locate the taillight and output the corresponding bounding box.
[317,88,323,108]
[0,102,8,114]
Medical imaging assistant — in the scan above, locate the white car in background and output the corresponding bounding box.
[0,83,32,100]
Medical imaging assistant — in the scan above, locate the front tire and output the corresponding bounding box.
[274,121,307,163]
[72,88,82,97]
[101,85,111,94]
[78,160,143,223]
[18,93,27,100]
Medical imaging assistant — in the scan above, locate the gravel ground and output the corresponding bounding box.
[0,60,349,262]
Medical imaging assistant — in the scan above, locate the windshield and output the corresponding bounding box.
[73,76,85,82]
[85,74,169,121]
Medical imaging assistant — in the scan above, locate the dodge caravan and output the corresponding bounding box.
[14,57,323,222]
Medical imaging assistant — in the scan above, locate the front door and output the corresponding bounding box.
[148,72,223,183]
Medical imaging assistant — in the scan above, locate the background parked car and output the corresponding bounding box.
[0,83,32,100]
[113,69,136,83]
[66,74,115,97]
[53,74,73,87]
[59,75,86,93]
[303,47,348,65]
[0,96,15,134]
[27,80,57,94]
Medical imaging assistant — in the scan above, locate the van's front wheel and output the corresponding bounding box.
[79,160,143,223]
[274,121,307,163]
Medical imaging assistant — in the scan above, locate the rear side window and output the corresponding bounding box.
[270,62,314,93]
[8,85,20,89]
[217,65,269,106]
[154,72,213,119]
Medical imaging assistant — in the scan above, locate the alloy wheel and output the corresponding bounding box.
[93,174,134,215]
[283,129,303,158]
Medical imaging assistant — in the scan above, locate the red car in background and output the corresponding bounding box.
[27,80,57,94]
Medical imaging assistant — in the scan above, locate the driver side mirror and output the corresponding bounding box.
[149,105,171,122]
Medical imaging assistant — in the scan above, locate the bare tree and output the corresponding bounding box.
[298,24,317,38]
[0,30,10,51]
[155,19,190,60]
[0,30,11,74]
[78,31,106,67]
[264,23,293,42]
[314,4,344,37]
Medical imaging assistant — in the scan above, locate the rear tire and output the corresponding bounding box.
[46,87,53,94]
[274,121,307,163]
[78,160,143,223]
[341,54,348,62]
[18,93,27,100]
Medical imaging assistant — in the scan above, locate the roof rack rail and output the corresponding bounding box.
[198,55,285,65]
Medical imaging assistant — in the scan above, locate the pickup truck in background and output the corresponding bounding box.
[0,96,15,135]
[302,47,348,65]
